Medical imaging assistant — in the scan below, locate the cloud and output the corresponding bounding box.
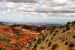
[0,11,75,24]
[1,0,36,3]
[0,1,75,24]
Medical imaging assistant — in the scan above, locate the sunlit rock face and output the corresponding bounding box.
[0,0,75,24]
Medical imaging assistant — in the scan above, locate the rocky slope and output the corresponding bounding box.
[0,21,75,50]
[0,22,48,50]
[23,21,75,50]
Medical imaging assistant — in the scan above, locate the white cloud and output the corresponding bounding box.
[0,1,75,24]
[53,0,68,4]
[6,2,17,8]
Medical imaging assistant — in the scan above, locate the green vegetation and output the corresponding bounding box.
[52,44,59,50]
[48,42,51,47]
[0,38,9,42]
[0,47,2,50]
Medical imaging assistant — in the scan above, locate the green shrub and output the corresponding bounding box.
[48,42,51,47]
[0,47,2,50]
[52,44,59,50]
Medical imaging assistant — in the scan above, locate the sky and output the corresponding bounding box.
[0,0,75,24]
